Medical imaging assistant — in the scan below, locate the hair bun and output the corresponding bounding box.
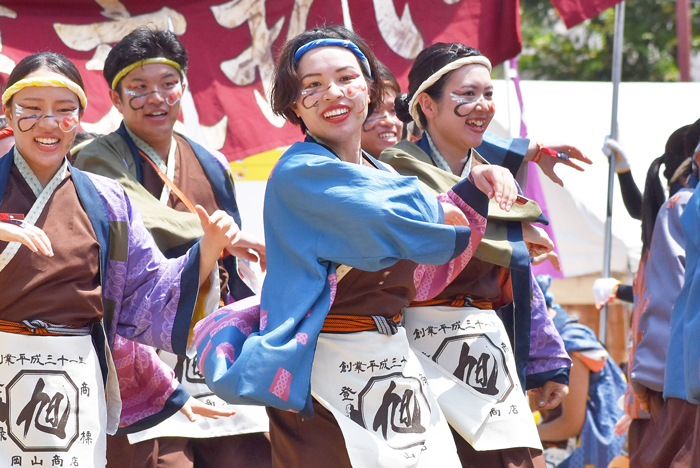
[394,93,413,124]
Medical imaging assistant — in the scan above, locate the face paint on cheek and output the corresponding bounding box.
[451,93,478,118]
[15,104,42,133]
[58,113,79,132]
[300,84,330,110]
[489,101,496,114]
[165,87,182,106]
[339,84,368,120]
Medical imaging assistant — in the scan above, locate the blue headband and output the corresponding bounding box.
[293,38,372,78]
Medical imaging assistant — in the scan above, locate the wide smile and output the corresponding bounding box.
[34,136,61,150]
[322,105,350,123]
[466,118,487,133]
[378,131,397,141]
[145,109,169,119]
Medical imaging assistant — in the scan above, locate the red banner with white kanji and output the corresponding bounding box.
[0,0,521,160]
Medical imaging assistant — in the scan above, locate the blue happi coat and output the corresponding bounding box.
[196,140,488,415]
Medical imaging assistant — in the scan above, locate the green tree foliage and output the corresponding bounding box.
[518,0,700,81]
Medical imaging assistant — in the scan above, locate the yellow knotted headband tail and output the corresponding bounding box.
[2,76,88,109]
[111,57,183,89]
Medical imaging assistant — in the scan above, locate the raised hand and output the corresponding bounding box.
[195,205,241,286]
[531,142,592,187]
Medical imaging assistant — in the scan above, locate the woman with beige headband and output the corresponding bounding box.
[0,52,238,467]
[380,43,574,468]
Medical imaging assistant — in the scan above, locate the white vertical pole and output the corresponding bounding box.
[600,1,626,344]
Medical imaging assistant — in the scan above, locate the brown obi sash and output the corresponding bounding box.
[0,318,92,336]
[409,295,493,310]
[321,313,402,335]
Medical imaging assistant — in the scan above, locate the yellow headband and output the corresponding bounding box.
[2,76,88,109]
[408,56,492,129]
[111,57,183,89]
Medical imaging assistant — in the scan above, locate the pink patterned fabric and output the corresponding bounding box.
[216,342,236,363]
[112,335,178,427]
[413,190,487,301]
[295,333,309,345]
[270,367,292,401]
[193,295,260,346]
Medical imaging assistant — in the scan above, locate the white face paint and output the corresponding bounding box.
[123,81,183,110]
[450,92,495,118]
[14,102,79,133]
[299,76,368,114]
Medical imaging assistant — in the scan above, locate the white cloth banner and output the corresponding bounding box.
[406,306,542,451]
[0,331,107,467]
[311,328,461,468]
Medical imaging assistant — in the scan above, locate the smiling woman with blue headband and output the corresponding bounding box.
[193,25,520,468]
[0,52,240,467]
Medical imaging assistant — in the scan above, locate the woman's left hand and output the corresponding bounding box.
[470,165,517,211]
[529,142,592,187]
[179,396,236,422]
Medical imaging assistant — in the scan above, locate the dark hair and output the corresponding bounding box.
[684,118,700,162]
[6,52,85,110]
[376,60,401,96]
[640,124,691,255]
[395,43,484,129]
[103,27,188,93]
[270,25,384,133]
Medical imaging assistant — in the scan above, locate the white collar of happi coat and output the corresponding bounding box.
[0,148,69,272]
[125,124,177,205]
[425,131,472,179]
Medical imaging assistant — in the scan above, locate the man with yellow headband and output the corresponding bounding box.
[73,27,271,468]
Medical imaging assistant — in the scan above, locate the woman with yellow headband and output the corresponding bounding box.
[379,43,573,468]
[73,27,271,468]
[0,52,241,467]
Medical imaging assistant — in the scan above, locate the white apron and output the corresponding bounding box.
[406,305,542,451]
[127,350,269,443]
[0,331,107,467]
[310,328,461,468]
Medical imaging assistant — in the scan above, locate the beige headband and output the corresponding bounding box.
[408,56,492,129]
[2,76,88,109]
